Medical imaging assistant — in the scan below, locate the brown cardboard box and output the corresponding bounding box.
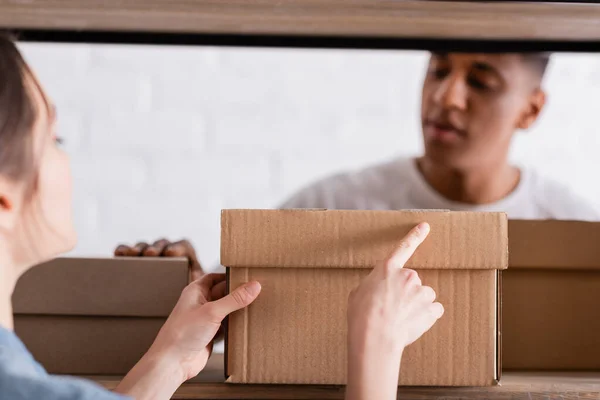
[222,209,507,386]
[12,257,189,375]
[504,219,600,370]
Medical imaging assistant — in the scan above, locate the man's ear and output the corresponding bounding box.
[517,88,546,130]
[0,178,19,232]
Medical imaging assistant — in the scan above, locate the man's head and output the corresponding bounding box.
[420,52,550,170]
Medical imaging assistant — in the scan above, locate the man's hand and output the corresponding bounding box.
[346,222,444,400]
[114,239,203,281]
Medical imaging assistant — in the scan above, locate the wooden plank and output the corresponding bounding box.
[82,354,600,399]
[0,1,599,41]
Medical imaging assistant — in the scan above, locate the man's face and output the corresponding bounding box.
[420,53,545,170]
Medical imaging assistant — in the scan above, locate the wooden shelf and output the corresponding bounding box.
[0,1,599,43]
[81,354,600,399]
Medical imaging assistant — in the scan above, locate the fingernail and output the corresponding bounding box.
[244,281,262,297]
[417,222,430,236]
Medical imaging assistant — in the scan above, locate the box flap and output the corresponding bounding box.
[509,220,600,270]
[497,270,502,382]
[221,209,508,270]
[12,257,189,317]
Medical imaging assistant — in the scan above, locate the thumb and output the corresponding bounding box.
[207,281,262,320]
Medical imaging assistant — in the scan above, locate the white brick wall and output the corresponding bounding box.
[17,43,600,272]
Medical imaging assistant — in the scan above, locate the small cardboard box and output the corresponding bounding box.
[12,257,189,375]
[504,219,600,370]
[222,209,508,385]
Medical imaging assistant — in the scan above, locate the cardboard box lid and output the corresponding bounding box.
[509,220,600,270]
[12,257,189,317]
[221,209,508,270]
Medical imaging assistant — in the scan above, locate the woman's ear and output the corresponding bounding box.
[0,179,19,232]
[517,88,547,130]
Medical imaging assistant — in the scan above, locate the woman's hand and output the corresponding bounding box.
[346,222,444,400]
[115,274,261,400]
[151,273,261,380]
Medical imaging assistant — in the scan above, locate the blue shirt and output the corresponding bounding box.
[0,326,130,400]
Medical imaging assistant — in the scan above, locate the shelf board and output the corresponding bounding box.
[80,354,600,399]
[1,1,600,48]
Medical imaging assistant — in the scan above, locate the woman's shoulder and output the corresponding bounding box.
[0,327,127,400]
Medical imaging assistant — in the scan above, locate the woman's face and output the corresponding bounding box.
[9,72,76,271]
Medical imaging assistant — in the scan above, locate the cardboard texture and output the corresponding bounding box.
[12,257,189,375]
[222,209,508,386]
[504,220,600,370]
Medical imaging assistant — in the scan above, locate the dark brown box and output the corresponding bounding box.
[504,220,600,370]
[12,257,189,375]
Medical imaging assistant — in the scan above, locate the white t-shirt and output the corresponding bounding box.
[280,157,600,221]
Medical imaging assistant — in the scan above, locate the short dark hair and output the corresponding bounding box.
[522,52,552,78]
[0,32,39,188]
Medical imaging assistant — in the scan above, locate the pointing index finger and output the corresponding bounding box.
[385,222,430,269]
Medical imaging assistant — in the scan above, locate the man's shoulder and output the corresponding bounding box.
[526,170,600,221]
[279,157,413,209]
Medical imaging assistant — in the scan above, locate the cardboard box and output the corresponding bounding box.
[504,219,600,370]
[222,209,508,386]
[12,257,189,375]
